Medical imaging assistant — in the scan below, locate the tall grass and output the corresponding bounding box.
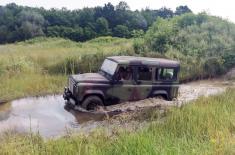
[0,89,234,154]
[0,34,234,101]
[0,37,133,100]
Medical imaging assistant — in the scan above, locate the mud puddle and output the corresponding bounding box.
[106,79,229,112]
[0,79,233,138]
[0,95,122,138]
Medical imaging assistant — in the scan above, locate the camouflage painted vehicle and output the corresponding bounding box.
[63,56,180,110]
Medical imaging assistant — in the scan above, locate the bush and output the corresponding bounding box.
[136,13,235,81]
[222,51,235,69]
[133,38,147,54]
[145,18,177,53]
[204,57,225,77]
[113,25,130,38]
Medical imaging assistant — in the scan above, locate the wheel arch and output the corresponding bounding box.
[81,92,105,104]
[152,90,169,100]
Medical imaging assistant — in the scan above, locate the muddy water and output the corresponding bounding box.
[106,79,229,111]
[0,95,122,138]
[0,79,233,138]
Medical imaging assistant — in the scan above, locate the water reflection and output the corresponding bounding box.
[0,102,12,121]
[64,104,122,123]
[0,95,122,138]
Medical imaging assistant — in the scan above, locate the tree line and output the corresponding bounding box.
[0,1,192,44]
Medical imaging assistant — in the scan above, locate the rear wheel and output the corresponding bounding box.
[155,95,165,100]
[81,96,104,111]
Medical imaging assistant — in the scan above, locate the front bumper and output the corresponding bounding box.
[63,87,77,105]
[63,87,71,100]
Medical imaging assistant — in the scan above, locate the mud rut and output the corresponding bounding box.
[0,74,234,138]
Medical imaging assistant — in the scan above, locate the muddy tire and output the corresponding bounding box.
[155,95,165,100]
[81,96,104,111]
[65,101,75,109]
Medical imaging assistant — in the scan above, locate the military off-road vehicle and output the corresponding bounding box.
[63,56,180,110]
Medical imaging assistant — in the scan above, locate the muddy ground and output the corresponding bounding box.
[0,76,234,138]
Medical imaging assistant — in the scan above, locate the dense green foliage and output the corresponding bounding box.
[0,2,191,43]
[0,88,234,154]
[134,13,235,80]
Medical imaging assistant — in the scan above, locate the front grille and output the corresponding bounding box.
[69,77,75,93]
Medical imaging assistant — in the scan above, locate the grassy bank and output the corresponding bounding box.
[0,37,133,100]
[0,88,234,154]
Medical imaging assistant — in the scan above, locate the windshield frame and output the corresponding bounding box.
[99,59,118,78]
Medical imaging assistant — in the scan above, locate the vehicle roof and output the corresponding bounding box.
[107,56,180,67]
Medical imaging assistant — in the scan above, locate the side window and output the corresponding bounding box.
[157,68,176,81]
[137,66,152,81]
[117,66,133,81]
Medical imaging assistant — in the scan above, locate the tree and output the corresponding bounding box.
[0,25,8,43]
[113,25,130,38]
[141,8,156,26]
[116,1,130,11]
[78,8,95,28]
[19,21,44,39]
[145,18,176,53]
[83,27,96,40]
[94,6,103,19]
[47,26,84,41]
[175,5,192,15]
[0,2,195,43]
[128,12,147,30]
[18,10,45,40]
[131,29,144,38]
[18,10,45,25]
[69,27,84,41]
[96,17,109,35]
[177,13,196,28]
[102,3,115,28]
[155,7,174,18]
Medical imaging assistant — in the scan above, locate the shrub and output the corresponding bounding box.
[136,13,235,81]
[113,25,130,38]
[133,38,147,54]
[204,57,225,77]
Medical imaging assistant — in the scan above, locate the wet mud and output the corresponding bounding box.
[0,78,234,138]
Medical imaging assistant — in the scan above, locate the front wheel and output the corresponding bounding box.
[155,95,165,100]
[81,96,104,111]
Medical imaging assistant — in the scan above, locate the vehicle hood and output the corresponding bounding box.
[71,73,109,84]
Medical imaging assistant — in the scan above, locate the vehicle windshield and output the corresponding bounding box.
[100,59,118,76]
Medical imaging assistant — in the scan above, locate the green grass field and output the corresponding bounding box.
[0,37,133,100]
[0,88,234,155]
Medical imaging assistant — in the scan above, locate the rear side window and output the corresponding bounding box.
[156,68,177,81]
[137,66,152,81]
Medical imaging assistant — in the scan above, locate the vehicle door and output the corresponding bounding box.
[132,66,153,100]
[153,67,179,99]
[111,65,135,103]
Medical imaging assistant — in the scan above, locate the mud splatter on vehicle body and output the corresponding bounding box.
[63,56,180,110]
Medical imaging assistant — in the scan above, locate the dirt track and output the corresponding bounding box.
[102,79,231,113]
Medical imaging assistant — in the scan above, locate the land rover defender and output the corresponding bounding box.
[63,56,180,110]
